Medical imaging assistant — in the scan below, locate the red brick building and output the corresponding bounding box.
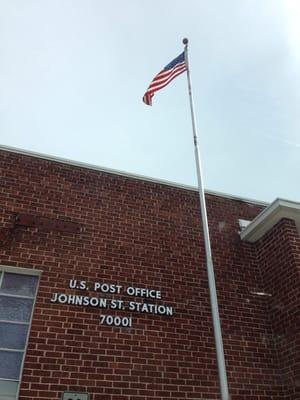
[0,145,299,400]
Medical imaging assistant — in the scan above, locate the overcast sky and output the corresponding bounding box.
[1,0,299,203]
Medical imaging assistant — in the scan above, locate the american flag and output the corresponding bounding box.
[143,52,187,106]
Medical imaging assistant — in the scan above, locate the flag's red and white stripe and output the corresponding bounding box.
[143,55,187,106]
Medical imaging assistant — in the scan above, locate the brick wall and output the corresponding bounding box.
[0,148,297,400]
[256,219,300,400]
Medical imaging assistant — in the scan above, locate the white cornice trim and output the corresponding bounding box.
[0,144,268,206]
[240,198,300,242]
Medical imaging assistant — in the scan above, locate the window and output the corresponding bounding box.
[0,266,40,400]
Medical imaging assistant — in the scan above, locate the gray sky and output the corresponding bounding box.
[1,0,299,202]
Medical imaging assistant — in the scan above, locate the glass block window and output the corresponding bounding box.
[0,268,39,400]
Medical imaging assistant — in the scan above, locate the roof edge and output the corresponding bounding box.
[240,198,300,242]
[0,144,268,206]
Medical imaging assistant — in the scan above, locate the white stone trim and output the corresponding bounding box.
[240,198,300,242]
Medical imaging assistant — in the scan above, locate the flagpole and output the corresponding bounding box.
[183,38,230,400]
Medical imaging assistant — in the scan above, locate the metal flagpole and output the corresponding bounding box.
[183,38,230,400]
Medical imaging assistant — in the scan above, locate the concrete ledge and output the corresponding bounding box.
[240,198,300,243]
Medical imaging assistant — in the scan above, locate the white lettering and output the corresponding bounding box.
[127,301,174,316]
[100,315,132,328]
[50,293,108,308]
[93,282,123,294]
[50,292,58,302]
[58,294,68,303]
[79,281,87,290]
[69,280,77,289]
[126,287,161,299]
[110,300,124,310]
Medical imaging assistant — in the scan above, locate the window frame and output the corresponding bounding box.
[0,265,41,399]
